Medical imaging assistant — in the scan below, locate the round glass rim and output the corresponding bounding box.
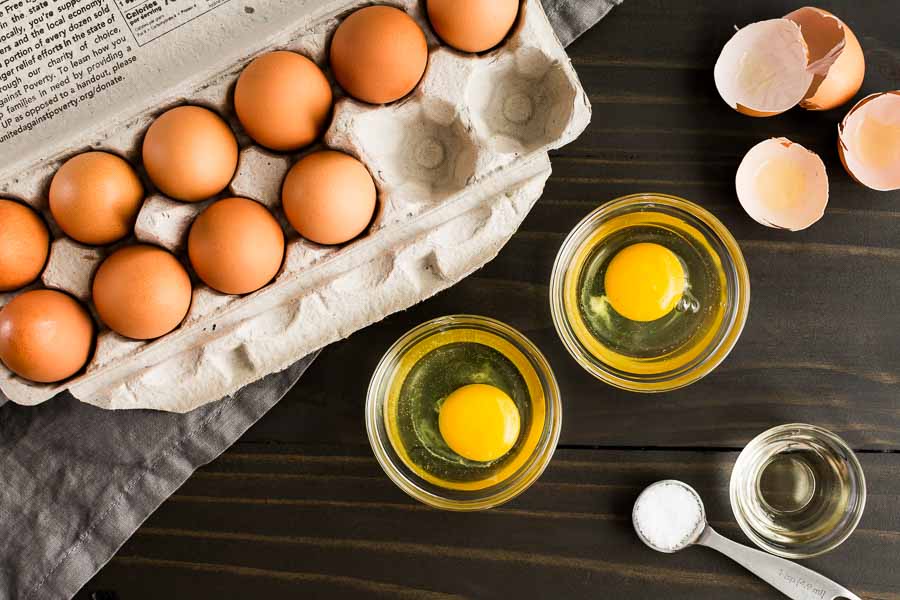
[365,314,562,511]
[729,423,867,559]
[549,192,750,392]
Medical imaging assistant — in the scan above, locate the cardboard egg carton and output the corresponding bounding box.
[0,0,589,412]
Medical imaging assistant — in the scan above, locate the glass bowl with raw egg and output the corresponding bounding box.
[550,193,750,392]
[366,315,562,511]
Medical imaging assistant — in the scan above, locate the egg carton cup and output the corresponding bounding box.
[0,0,590,412]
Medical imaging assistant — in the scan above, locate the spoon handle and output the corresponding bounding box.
[696,526,860,600]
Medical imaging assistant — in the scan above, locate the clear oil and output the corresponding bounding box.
[752,444,852,544]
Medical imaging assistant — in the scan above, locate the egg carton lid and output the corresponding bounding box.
[0,0,590,411]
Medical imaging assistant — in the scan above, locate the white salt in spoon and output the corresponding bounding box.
[632,480,861,600]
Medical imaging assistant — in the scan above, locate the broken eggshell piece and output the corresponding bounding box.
[736,138,828,231]
[714,19,813,117]
[785,7,865,111]
[838,91,900,192]
[714,8,864,116]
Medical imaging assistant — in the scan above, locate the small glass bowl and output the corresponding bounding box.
[549,193,750,392]
[366,315,562,511]
[730,424,866,559]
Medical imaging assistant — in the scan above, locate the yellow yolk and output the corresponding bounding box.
[604,242,685,322]
[755,156,807,213]
[438,384,520,463]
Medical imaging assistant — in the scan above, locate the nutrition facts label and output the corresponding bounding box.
[112,0,232,46]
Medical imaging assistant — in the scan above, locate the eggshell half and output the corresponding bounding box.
[0,199,49,292]
[785,7,865,111]
[0,289,94,383]
[838,91,900,191]
[736,137,828,231]
[714,19,813,117]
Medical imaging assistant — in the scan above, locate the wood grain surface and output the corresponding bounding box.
[77,1,900,598]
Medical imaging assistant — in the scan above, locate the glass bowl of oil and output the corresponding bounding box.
[550,193,750,392]
[730,424,866,559]
[366,315,562,511]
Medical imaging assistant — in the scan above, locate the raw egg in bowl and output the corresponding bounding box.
[366,315,561,510]
[550,194,750,392]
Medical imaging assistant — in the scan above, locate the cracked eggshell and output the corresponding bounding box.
[838,91,900,191]
[714,19,813,117]
[715,8,864,116]
[736,138,828,231]
[785,7,865,111]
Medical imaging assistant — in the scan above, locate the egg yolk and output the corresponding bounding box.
[604,242,685,322]
[438,384,520,463]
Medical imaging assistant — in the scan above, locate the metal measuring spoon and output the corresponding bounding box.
[632,480,861,600]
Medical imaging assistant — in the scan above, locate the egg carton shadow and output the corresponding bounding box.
[0,0,590,411]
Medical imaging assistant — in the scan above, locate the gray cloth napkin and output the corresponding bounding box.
[0,2,620,598]
[542,0,621,46]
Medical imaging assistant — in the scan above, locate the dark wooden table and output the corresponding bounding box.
[77,1,900,598]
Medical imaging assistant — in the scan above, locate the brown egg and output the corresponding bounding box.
[330,6,428,104]
[282,150,376,245]
[427,0,519,53]
[235,51,333,152]
[92,245,192,340]
[49,151,144,245]
[188,197,284,295]
[0,289,93,383]
[142,106,238,202]
[0,199,49,292]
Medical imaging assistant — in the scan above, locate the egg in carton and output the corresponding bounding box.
[0,0,590,412]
